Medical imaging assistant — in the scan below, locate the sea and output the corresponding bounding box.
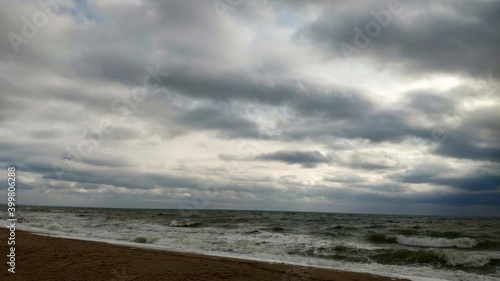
[2,206,499,281]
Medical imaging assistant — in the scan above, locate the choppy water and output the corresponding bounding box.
[3,206,500,281]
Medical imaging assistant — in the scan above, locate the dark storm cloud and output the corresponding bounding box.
[295,0,500,78]
[73,48,151,86]
[280,109,429,144]
[162,68,372,120]
[0,141,56,168]
[401,173,500,192]
[417,191,500,206]
[351,161,393,170]
[0,146,132,179]
[141,68,376,141]
[407,91,455,116]
[42,168,202,191]
[433,107,500,162]
[305,183,500,206]
[344,111,423,142]
[434,135,500,163]
[177,103,261,138]
[255,150,331,168]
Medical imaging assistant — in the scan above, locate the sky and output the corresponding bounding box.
[0,0,499,216]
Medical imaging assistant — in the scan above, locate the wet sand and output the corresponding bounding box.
[0,228,409,281]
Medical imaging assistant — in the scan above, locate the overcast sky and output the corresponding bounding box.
[1,0,499,216]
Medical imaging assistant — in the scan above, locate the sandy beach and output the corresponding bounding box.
[0,228,409,281]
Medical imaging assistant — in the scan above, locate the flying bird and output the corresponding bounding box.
[63,156,71,161]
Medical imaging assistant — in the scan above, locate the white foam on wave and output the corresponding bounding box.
[169,220,198,227]
[44,223,70,232]
[396,235,478,248]
[130,235,158,244]
[436,249,492,267]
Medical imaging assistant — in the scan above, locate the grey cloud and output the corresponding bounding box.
[31,129,64,139]
[218,153,243,161]
[435,139,500,163]
[43,167,203,191]
[177,103,261,138]
[161,68,372,120]
[255,150,331,168]
[295,0,500,78]
[80,155,133,168]
[0,0,498,214]
[407,91,455,116]
[305,183,500,207]
[433,106,500,162]
[328,151,398,171]
[401,173,500,192]
[280,110,427,144]
[324,174,367,184]
[102,126,143,142]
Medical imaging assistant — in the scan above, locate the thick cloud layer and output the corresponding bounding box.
[0,0,498,215]
[296,0,500,78]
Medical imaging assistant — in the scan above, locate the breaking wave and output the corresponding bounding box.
[396,235,478,248]
[44,223,71,232]
[131,235,158,244]
[437,249,493,267]
[291,244,498,268]
[168,220,201,227]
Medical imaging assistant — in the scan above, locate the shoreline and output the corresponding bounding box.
[0,228,410,281]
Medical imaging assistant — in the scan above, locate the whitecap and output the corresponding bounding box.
[436,249,491,267]
[396,235,477,248]
[169,220,199,227]
[44,223,70,232]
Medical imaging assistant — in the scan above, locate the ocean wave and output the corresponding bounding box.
[325,225,344,230]
[260,226,288,232]
[130,235,158,244]
[366,233,397,244]
[168,220,200,227]
[437,249,492,267]
[372,248,495,268]
[44,223,71,232]
[371,249,442,266]
[291,244,497,269]
[396,235,477,248]
[476,240,500,250]
[426,230,463,239]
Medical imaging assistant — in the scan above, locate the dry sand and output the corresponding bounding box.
[1,228,409,281]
